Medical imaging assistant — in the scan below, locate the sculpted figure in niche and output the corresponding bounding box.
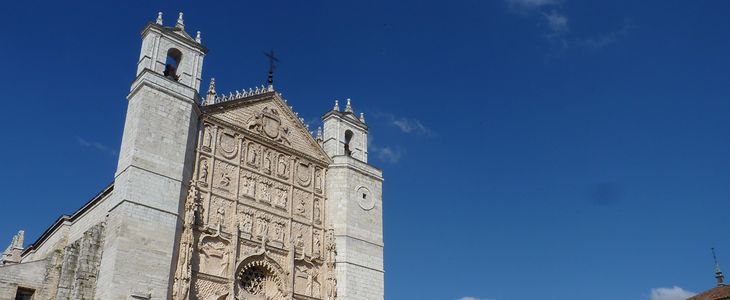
[275,188,287,207]
[199,159,209,182]
[242,175,255,197]
[264,151,272,173]
[242,214,253,234]
[313,231,321,257]
[219,171,231,189]
[202,125,213,151]
[199,239,229,277]
[296,196,306,216]
[315,169,322,191]
[313,199,321,224]
[258,181,271,203]
[247,144,258,166]
[326,272,337,300]
[295,231,304,250]
[277,155,289,178]
[256,217,269,238]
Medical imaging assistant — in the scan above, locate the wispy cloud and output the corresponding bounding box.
[507,0,560,10]
[457,297,494,300]
[649,286,695,300]
[376,113,435,136]
[369,143,404,164]
[544,10,569,36]
[76,136,117,156]
[507,0,630,50]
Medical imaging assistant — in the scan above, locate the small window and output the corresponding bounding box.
[163,48,182,81]
[15,287,34,300]
[344,130,354,156]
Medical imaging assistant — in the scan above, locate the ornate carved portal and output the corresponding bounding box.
[173,107,336,299]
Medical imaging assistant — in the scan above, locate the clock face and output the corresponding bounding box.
[355,186,375,210]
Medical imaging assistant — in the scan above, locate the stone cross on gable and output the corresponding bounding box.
[264,49,280,87]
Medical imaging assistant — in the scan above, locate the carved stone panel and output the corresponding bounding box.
[273,183,289,211]
[201,123,214,153]
[209,196,234,233]
[296,161,312,187]
[217,130,239,160]
[245,142,261,170]
[197,157,210,187]
[277,154,290,180]
[237,205,255,236]
[198,235,230,277]
[314,167,324,194]
[294,189,311,220]
[313,198,322,225]
[213,160,238,195]
[292,223,310,254]
[240,171,257,199]
[257,178,273,205]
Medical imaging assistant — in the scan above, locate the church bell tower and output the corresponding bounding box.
[95,12,207,299]
[322,99,385,299]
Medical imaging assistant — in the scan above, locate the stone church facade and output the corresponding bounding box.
[0,12,384,300]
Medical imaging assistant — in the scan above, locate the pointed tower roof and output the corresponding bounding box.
[687,249,730,300]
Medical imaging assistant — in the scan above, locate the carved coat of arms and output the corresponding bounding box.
[247,107,292,146]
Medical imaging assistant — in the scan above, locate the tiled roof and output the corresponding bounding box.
[687,285,730,300]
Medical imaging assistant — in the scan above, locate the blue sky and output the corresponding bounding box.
[1,1,730,299]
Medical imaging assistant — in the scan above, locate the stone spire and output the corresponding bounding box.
[333,99,340,112]
[176,12,185,30]
[1,230,24,265]
[359,112,366,123]
[205,78,216,105]
[195,31,201,44]
[345,98,353,113]
[714,248,725,286]
[156,12,163,25]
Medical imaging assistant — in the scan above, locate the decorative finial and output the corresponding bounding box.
[345,98,353,113]
[316,127,323,142]
[333,100,340,111]
[176,12,185,30]
[359,112,366,123]
[195,31,201,43]
[156,12,163,25]
[714,248,725,286]
[204,78,216,105]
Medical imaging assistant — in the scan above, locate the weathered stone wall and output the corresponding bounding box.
[55,222,105,300]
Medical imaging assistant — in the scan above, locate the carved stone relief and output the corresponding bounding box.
[313,198,322,224]
[273,184,289,211]
[201,124,214,153]
[213,161,237,195]
[217,130,239,160]
[312,230,322,258]
[193,277,228,300]
[246,142,260,169]
[292,223,310,254]
[246,106,292,146]
[314,168,323,193]
[294,189,310,219]
[295,265,321,298]
[209,197,234,233]
[277,154,290,179]
[255,213,271,239]
[198,157,209,187]
[237,205,255,236]
[240,171,257,199]
[263,150,274,174]
[198,235,230,277]
[257,178,273,205]
[296,161,312,187]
